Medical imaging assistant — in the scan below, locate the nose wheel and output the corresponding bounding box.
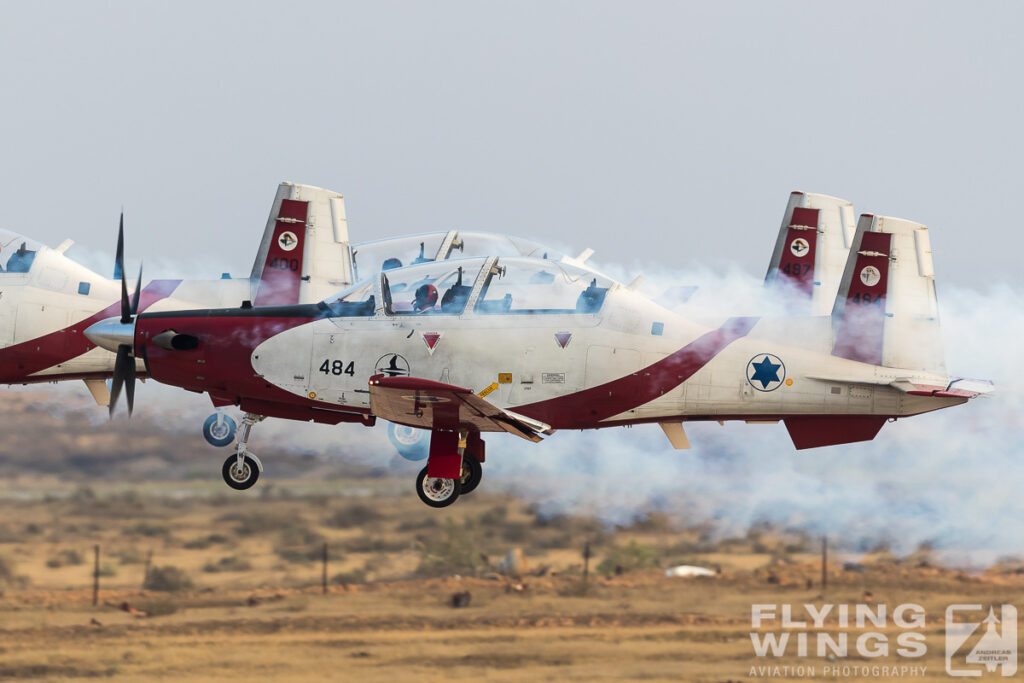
[415,467,461,508]
[221,413,264,490]
[222,454,260,490]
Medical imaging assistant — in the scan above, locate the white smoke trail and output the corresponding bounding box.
[17,246,1021,566]
[480,272,1022,567]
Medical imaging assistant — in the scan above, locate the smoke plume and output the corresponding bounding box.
[17,247,1022,567]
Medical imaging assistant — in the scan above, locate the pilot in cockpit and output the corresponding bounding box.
[412,283,438,313]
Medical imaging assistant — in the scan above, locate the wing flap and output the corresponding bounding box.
[368,375,550,441]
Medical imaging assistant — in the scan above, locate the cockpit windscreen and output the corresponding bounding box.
[0,231,40,274]
[476,258,611,315]
[351,232,563,281]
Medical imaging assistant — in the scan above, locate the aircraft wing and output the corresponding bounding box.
[368,375,551,441]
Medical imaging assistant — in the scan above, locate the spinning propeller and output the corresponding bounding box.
[85,213,144,417]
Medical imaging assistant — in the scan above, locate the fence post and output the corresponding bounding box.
[142,549,153,589]
[92,545,100,607]
[322,542,328,595]
[583,542,591,584]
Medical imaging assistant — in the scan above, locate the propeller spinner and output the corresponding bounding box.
[84,213,143,417]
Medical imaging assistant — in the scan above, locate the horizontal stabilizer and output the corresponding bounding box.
[808,373,994,398]
[368,375,551,441]
[891,377,994,398]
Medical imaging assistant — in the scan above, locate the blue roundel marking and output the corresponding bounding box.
[747,353,785,392]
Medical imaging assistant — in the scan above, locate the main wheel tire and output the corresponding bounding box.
[222,454,260,490]
[459,455,483,495]
[203,413,237,448]
[415,467,461,508]
[388,423,429,461]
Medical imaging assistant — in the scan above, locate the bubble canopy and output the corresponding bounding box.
[322,257,615,318]
[0,230,43,274]
[350,231,563,281]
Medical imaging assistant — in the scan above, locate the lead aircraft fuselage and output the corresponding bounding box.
[82,199,992,507]
[129,256,969,449]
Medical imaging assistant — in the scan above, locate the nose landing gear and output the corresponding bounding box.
[222,453,260,490]
[220,413,264,491]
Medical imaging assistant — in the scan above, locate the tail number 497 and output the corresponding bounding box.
[319,360,355,376]
[269,257,299,271]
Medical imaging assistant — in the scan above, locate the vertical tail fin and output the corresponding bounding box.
[764,191,856,315]
[831,214,944,374]
[250,182,353,306]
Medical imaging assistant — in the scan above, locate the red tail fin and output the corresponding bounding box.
[774,205,819,296]
[253,198,307,306]
[764,192,856,315]
[831,218,891,365]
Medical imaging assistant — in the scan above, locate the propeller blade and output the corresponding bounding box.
[114,212,125,281]
[120,273,131,323]
[125,356,136,417]
[118,213,133,323]
[109,345,129,417]
[130,263,143,315]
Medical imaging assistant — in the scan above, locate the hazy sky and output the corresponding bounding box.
[1,1,1021,288]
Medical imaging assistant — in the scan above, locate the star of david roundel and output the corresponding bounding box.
[746,353,786,392]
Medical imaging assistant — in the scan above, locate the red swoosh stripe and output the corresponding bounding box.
[515,316,760,429]
[0,279,182,382]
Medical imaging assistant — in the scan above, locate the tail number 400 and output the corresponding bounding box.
[319,360,355,376]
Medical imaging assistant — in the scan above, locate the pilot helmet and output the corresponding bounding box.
[413,283,438,312]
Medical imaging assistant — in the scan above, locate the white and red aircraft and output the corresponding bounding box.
[0,182,571,449]
[82,195,992,507]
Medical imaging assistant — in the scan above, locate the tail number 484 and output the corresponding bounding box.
[319,360,355,376]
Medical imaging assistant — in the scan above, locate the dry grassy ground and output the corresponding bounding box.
[0,391,1021,681]
[1,479,1022,682]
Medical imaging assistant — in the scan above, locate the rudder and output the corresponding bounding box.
[764,192,856,315]
[250,182,354,306]
[831,214,944,374]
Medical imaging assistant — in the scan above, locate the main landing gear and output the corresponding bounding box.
[416,468,461,508]
[388,423,429,461]
[459,453,482,494]
[414,430,485,508]
[221,413,264,491]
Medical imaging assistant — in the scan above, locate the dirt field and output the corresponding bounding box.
[1,478,1022,682]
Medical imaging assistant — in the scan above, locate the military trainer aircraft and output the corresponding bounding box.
[83,196,992,507]
[0,182,577,451]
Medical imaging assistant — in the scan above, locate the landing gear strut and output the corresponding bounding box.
[221,413,264,490]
